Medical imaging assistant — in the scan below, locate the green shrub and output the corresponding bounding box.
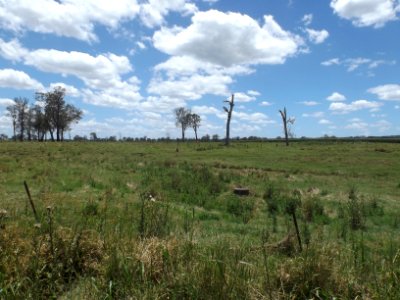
[226,195,255,223]
[347,187,365,230]
[263,183,280,215]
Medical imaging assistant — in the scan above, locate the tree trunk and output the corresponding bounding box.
[12,122,16,141]
[279,108,289,146]
[56,127,60,141]
[181,125,185,142]
[225,114,231,145]
[194,127,198,142]
[283,121,289,146]
[49,129,54,142]
[224,94,234,146]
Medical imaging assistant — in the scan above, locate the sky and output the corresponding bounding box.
[0,0,399,139]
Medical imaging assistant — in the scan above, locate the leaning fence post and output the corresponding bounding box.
[292,211,302,252]
[23,181,39,222]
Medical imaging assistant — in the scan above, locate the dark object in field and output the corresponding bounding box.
[291,211,302,252]
[266,233,296,256]
[234,187,250,196]
[24,180,39,222]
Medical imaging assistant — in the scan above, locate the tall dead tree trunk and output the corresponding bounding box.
[279,108,289,146]
[224,94,235,146]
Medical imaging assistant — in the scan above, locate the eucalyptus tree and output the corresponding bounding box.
[190,113,201,141]
[36,86,82,141]
[174,107,191,141]
[6,103,17,141]
[6,97,29,141]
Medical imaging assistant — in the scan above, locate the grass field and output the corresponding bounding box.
[1,141,400,299]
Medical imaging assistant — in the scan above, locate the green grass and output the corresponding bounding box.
[0,140,400,299]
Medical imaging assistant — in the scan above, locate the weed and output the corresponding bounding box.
[302,196,324,222]
[139,191,170,238]
[347,187,365,230]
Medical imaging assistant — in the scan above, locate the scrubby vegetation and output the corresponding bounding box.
[0,141,400,299]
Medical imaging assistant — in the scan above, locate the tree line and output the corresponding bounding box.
[5,87,82,142]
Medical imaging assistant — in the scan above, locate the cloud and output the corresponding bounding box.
[136,41,146,50]
[329,100,382,114]
[299,101,319,106]
[153,55,253,79]
[148,73,232,100]
[0,38,28,62]
[82,76,142,109]
[48,82,80,97]
[330,0,399,28]
[0,39,143,109]
[260,101,273,107]
[153,10,304,68]
[302,14,313,26]
[368,84,400,101]
[234,92,257,103]
[327,92,346,101]
[139,0,198,28]
[344,118,391,133]
[302,111,324,118]
[192,105,220,115]
[0,98,15,106]
[0,0,141,42]
[25,49,132,90]
[319,119,332,125]
[306,28,329,44]
[233,111,275,125]
[321,58,340,66]
[321,57,396,72]
[247,90,260,97]
[0,68,44,90]
[345,120,369,131]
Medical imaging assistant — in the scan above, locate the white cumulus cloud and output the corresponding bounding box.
[306,28,329,44]
[327,92,346,101]
[153,10,304,67]
[368,84,400,101]
[0,68,44,90]
[0,0,141,42]
[140,0,197,28]
[329,100,382,114]
[331,0,399,28]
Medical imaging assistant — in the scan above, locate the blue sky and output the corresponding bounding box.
[0,0,399,139]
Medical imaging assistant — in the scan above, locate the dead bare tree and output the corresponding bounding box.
[223,94,235,146]
[279,107,295,146]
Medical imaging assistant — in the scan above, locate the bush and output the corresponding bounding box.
[263,183,280,215]
[226,195,255,223]
[347,187,365,230]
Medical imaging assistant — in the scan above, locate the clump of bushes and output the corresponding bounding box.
[226,195,256,223]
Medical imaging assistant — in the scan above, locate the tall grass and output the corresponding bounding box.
[0,141,399,298]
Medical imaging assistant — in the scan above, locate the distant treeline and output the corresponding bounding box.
[3,134,399,143]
